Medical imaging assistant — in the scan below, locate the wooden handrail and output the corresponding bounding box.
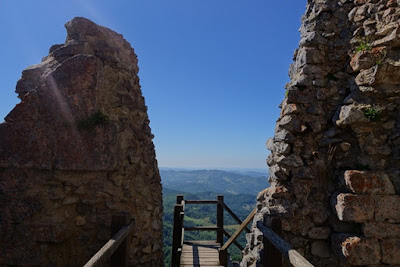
[185,200,219,204]
[222,203,251,233]
[220,207,256,251]
[219,207,256,266]
[257,219,314,267]
[84,213,133,267]
[222,230,244,251]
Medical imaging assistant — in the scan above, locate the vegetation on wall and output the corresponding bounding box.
[355,37,372,52]
[363,107,381,122]
[76,111,109,130]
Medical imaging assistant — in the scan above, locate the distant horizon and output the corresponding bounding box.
[159,166,269,173]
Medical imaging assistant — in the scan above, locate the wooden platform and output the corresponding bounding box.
[180,241,223,267]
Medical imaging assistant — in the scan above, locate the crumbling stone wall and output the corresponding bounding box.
[0,17,163,266]
[242,0,400,266]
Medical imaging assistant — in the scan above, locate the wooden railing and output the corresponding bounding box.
[256,215,314,267]
[171,195,254,267]
[218,207,256,265]
[171,194,316,267]
[84,212,134,267]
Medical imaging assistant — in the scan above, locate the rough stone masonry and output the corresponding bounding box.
[242,0,400,266]
[0,17,163,266]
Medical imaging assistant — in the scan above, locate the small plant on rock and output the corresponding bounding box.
[355,37,372,53]
[363,107,381,122]
[77,110,110,130]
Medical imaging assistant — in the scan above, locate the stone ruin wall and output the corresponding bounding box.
[242,0,400,266]
[0,18,163,266]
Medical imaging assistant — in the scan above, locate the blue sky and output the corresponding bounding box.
[0,0,305,170]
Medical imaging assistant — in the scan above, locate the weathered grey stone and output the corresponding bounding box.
[350,51,377,71]
[372,27,400,46]
[265,138,274,151]
[374,195,400,222]
[276,154,303,167]
[340,142,351,151]
[355,66,378,86]
[308,227,331,239]
[376,22,399,36]
[274,128,295,143]
[275,142,291,155]
[299,31,328,46]
[311,240,331,258]
[75,216,86,226]
[281,102,301,116]
[335,193,374,222]
[332,234,381,265]
[381,239,400,264]
[143,245,152,254]
[335,105,369,126]
[268,164,289,181]
[344,170,396,194]
[366,145,392,155]
[363,222,400,238]
[295,47,325,67]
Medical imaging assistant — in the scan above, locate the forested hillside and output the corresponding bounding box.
[161,169,267,195]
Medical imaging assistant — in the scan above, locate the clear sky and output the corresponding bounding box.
[0,0,305,170]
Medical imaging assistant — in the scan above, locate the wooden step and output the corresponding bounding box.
[180,241,223,266]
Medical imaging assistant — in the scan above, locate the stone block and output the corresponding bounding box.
[335,193,374,222]
[335,105,368,127]
[374,195,400,222]
[344,170,395,194]
[363,222,400,238]
[381,239,400,264]
[281,103,300,116]
[26,224,71,243]
[350,51,376,71]
[332,234,381,265]
[354,0,368,5]
[308,227,331,239]
[276,154,303,167]
[311,240,331,258]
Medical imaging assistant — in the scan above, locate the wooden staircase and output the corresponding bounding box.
[170,195,315,267]
[171,195,254,267]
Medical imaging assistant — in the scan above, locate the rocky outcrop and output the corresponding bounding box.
[242,0,400,266]
[0,17,163,266]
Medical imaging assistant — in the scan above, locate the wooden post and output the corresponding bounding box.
[263,215,282,267]
[171,204,184,267]
[217,195,224,245]
[111,212,130,267]
[176,194,184,204]
[219,248,228,266]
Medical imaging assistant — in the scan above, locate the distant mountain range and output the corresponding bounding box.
[160,169,269,195]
